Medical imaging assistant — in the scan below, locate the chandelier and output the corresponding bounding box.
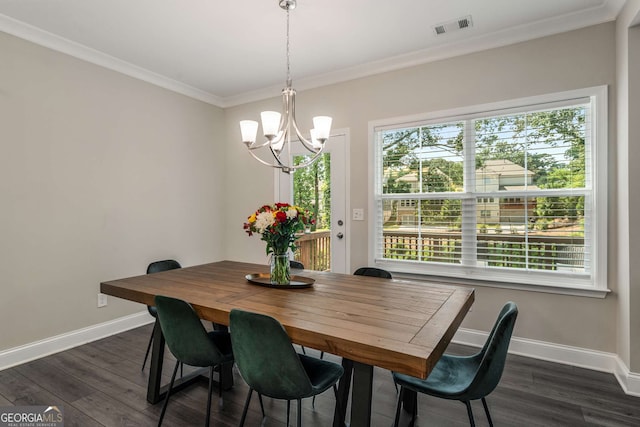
[239,0,332,174]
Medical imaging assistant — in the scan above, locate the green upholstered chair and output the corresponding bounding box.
[289,260,313,358]
[230,309,345,427]
[142,259,182,371]
[392,301,518,427]
[290,260,305,269]
[354,266,394,391]
[154,295,234,427]
[353,266,393,279]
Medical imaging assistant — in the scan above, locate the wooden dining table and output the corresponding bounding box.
[100,260,474,427]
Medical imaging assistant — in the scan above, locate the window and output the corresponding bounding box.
[371,87,607,292]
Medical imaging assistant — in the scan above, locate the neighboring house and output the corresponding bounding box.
[384,160,537,226]
[475,159,538,224]
[396,171,420,226]
[385,167,455,226]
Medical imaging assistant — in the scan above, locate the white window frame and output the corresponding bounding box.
[368,86,609,297]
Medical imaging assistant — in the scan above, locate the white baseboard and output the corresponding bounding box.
[614,356,640,397]
[453,327,640,396]
[0,311,153,371]
[3,315,640,397]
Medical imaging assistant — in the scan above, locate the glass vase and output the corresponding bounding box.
[270,253,291,285]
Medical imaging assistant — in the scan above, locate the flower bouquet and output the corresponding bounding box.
[244,203,313,285]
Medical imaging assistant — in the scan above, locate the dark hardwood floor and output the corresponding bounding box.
[1,323,639,426]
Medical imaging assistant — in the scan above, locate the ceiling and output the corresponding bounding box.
[0,0,626,107]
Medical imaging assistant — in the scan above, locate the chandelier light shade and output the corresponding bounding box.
[239,0,332,174]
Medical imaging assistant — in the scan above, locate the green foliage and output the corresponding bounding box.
[381,106,587,231]
[293,153,331,231]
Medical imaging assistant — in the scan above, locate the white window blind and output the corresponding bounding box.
[370,87,607,291]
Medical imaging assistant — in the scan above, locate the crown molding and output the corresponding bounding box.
[222,0,624,107]
[1,0,626,109]
[0,13,225,107]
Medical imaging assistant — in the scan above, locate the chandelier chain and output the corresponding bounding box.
[286,6,291,87]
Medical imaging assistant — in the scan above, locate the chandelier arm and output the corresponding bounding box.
[287,147,326,172]
[291,118,319,151]
[248,140,273,150]
[246,147,286,168]
[287,91,319,150]
[269,133,288,168]
[246,136,325,174]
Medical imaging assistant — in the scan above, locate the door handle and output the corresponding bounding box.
[336,232,344,239]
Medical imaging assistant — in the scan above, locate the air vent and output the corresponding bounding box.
[433,15,473,36]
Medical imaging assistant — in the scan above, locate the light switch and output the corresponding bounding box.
[352,208,364,221]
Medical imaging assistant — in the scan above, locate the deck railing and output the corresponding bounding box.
[382,230,585,270]
[295,229,585,271]
[295,230,331,271]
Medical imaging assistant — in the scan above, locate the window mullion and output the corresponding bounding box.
[461,119,476,266]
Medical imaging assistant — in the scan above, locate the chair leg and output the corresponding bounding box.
[239,388,253,427]
[287,400,291,427]
[205,366,214,427]
[464,401,476,427]
[481,397,494,427]
[393,386,404,427]
[311,350,326,408]
[297,399,302,427]
[218,362,227,406]
[157,360,180,427]
[258,393,266,417]
[142,321,157,371]
[411,392,417,426]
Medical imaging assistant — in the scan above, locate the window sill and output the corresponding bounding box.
[390,271,611,298]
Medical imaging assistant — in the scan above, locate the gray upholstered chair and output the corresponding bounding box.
[392,301,518,427]
[154,295,234,427]
[230,308,344,427]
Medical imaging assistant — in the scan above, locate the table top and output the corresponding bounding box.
[100,260,474,379]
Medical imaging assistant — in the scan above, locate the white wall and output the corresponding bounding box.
[224,22,619,352]
[0,16,630,370]
[0,31,226,351]
[616,0,640,371]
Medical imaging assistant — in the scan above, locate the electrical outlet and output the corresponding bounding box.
[352,208,364,221]
[98,293,108,308]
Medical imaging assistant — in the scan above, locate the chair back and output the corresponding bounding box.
[353,267,392,279]
[290,260,305,269]
[230,309,313,400]
[466,301,518,399]
[147,259,181,274]
[154,295,225,367]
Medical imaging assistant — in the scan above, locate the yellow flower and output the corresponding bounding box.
[248,213,256,223]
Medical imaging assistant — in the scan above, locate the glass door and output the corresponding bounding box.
[278,133,348,273]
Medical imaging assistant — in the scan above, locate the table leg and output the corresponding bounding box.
[147,318,166,403]
[333,358,353,427]
[402,389,418,426]
[351,361,373,427]
[332,359,374,427]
